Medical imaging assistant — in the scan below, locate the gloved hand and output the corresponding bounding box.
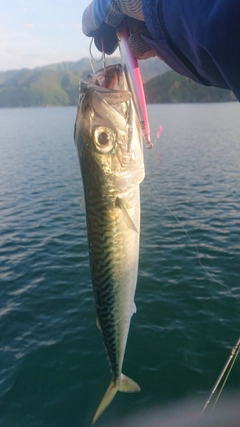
[82,0,156,59]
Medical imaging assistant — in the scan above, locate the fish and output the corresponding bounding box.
[74,63,145,424]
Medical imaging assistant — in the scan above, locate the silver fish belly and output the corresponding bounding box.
[74,64,145,424]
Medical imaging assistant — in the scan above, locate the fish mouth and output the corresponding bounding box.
[81,64,126,91]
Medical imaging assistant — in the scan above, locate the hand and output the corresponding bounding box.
[82,0,156,59]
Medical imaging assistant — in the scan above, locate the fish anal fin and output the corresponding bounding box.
[116,197,138,233]
[80,195,85,210]
[96,315,102,333]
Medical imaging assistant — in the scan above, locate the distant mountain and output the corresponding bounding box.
[0,59,92,108]
[145,70,236,103]
[0,57,169,108]
[0,58,236,107]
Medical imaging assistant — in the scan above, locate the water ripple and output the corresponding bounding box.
[0,105,239,426]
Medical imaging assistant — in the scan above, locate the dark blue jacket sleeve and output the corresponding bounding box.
[142,0,240,100]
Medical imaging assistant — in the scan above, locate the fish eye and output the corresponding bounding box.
[98,132,109,145]
[94,126,115,153]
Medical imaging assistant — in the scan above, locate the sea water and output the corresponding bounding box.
[0,103,239,426]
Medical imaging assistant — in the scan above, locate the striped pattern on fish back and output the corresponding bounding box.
[84,181,138,383]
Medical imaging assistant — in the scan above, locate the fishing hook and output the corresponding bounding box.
[89,38,106,74]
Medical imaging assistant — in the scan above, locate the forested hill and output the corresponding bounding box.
[0,57,169,108]
[145,70,236,103]
[0,59,236,107]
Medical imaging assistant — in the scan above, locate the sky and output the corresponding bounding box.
[0,0,99,71]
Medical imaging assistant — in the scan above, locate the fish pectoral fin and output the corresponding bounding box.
[116,197,138,233]
[92,374,140,424]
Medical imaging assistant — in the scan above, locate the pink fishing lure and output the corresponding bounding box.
[116,21,153,149]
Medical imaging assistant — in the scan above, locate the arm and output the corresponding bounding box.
[83,0,240,100]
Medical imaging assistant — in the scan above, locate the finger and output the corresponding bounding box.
[126,18,156,59]
[128,31,156,59]
[94,23,118,54]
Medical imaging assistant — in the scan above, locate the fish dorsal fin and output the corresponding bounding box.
[116,197,138,233]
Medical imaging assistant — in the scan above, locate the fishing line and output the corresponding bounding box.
[148,174,231,293]
[145,144,240,307]
[146,135,240,412]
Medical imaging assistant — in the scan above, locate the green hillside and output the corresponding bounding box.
[0,59,236,107]
[145,70,236,103]
[0,59,93,108]
[0,57,169,108]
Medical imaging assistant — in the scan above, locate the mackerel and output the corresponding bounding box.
[74,64,145,424]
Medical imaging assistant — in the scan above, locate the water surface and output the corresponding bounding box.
[0,103,239,426]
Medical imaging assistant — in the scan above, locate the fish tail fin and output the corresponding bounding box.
[119,374,140,393]
[92,381,118,425]
[92,374,140,424]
